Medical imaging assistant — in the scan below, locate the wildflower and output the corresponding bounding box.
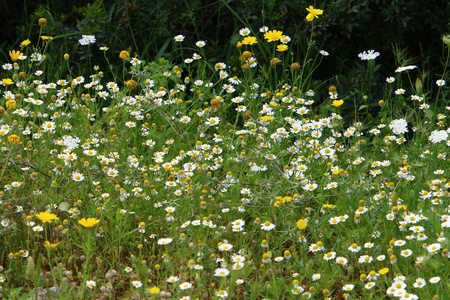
[389,119,408,135]
[132,280,142,288]
[429,130,448,143]
[332,100,344,107]
[196,40,206,47]
[264,30,285,42]
[436,79,446,86]
[44,240,61,249]
[119,50,130,59]
[342,284,354,292]
[277,44,289,52]
[124,266,133,273]
[206,117,220,126]
[38,18,47,26]
[86,280,96,289]
[157,238,173,245]
[174,35,185,42]
[358,50,380,60]
[297,218,308,229]
[386,77,395,83]
[239,27,251,36]
[2,78,14,85]
[78,218,100,228]
[242,36,258,45]
[72,172,85,182]
[21,39,31,47]
[413,278,426,288]
[149,286,160,294]
[36,211,58,223]
[179,282,192,290]
[261,221,276,231]
[8,134,20,144]
[319,50,329,56]
[305,6,323,22]
[9,50,24,62]
[218,243,233,251]
[216,290,228,298]
[214,267,230,277]
[429,277,441,284]
[33,225,44,232]
[79,35,96,45]
[336,257,348,266]
[290,62,300,71]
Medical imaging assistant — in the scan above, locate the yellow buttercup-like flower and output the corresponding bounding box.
[264,30,285,42]
[36,211,58,223]
[242,36,258,45]
[9,50,24,62]
[78,217,100,228]
[332,99,344,108]
[276,44,289,52]
[306,6,323,22]
[297,218,308,230]
[119,50,130,59]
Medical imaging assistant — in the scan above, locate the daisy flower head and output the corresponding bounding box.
[214,267,230,277]
[196,40,206,47]
[206,117,220,126]
[86,280,96,289]
[386,76,395,83]
[319,50,329,56]
[174,35,185,42]
[132,280,142,288]
[72,172,85,182]
[436,79,445,86]
[179,282,192,290]
[239,27,251,36]
[261,221,276,231]
[259,26,269,32]
[264,30,285,42]
[157,238,173,245]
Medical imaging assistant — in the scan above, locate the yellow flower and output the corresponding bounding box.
[242,36,258,45]
[306,6,323,22]
[119,50,130,59]
[276,44,289,52]
[5,99,17,110]
[38,18,47,26]
[2,78,14,86]
[332,99,344,108]
[41,36,53,41]
[264,30,285,42]
[21,39,31,47]
[297,218,308,230]
[9,50,24,62]
[44,240,61,249]
[78,217,100,228]
[149,286,161,294]
[8,134,20,144]
[379,267,389,275]
[36,211,58,223]
[125,79,138,89]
